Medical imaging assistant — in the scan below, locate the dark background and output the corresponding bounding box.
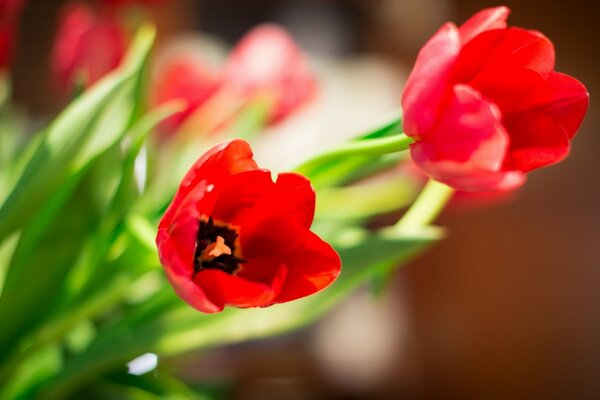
[12,0,600,399]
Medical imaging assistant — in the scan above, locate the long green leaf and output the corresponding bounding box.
[0,25,156,244]
[0,25,156,371]
[37,225,441,399]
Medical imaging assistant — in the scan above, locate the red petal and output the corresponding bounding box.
[402,23,461,137]
[211,169,273,227]
[269,173,316,229]
[503,111,570,172]
[451,29,505,84]
[159,140,258,232]
[236,255,284,287]
[194,264,287,309]
[424,84,508,170]
[526,71,589,139]
[240,215,304,259]
[275,230,341,303]
[465,28,555,111]
[156,229,222,313]
[411,143,526,192]
[458,6,510,44]
[235,172,316,258]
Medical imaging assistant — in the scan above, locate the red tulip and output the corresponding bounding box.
[0,0,26,71]
[151,53,222,134]
[156,139,341,313]
[51,4,127,91]
[401,6,588,192]
[224,24,317,124]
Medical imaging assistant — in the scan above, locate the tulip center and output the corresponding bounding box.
[193,216,246,277]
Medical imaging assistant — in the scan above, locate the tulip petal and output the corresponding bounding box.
[426,84,508,170]
[212,170,315,230]
[195,264,287,309]
[503,111,570,172]
[466,28,555,111]
[156,229,222,313]
[236,256,285,287]
[410,147,526,192]
[275,231,341,303]
[211,169,273,227]
[402,23,461,137]
[234,172,316,258]
[529,71,589,139]
[240,215,304,259]
[458,6,510,44]
[160,140,258,232]
[270,173,316,229]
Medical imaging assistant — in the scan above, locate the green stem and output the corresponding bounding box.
[294,134,413,177]
[395,179,454,230]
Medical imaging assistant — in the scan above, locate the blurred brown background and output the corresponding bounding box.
[12,0,600,399]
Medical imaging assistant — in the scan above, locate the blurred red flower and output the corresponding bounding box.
[224,24,316,124]
[151,53,222,134]
[51,4,127,91]
[0,0,26,71]
[0,0,25,18]
[401,6,589,192]
[156,139,341,313]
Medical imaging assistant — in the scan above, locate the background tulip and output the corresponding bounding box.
[51,3,127,91]
[401,6,589,192]
[224,24,317,124]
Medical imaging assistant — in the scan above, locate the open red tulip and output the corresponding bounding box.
[401,6,589,192]
[51,4,127,91]
[224,24,317,124]
[156,139,341,313]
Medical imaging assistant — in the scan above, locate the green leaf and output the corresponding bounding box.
[37,225,441,399]
[0,25,156,375]
[101,370,212,400]
[153,226,442,356]
[0,344,63,400]
[0,25,156,244]
[63,101,186,302]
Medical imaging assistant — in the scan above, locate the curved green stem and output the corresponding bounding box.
[395,179,454,230]
[294,134,413,177]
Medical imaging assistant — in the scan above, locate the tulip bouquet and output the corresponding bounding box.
[0,2,588,399]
